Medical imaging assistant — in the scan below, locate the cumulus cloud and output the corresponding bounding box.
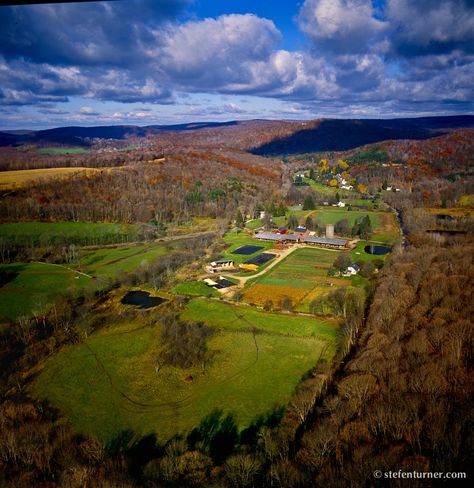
[298,0,387,53]
[0,0,472,119]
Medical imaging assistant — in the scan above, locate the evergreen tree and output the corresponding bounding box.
[303,195,315,210]
[235,210,244,228]
[276,202,287,217]
[305,216,314,230]
[287,214,299,230]
[359,215,372,239]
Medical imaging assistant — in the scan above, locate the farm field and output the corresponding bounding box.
[0,221,139,247]
[172,280,220,297]
[32,298,338,443]
[0,262,91,322]
[0,241,171,321]
[0,167,103,190]
[243,247,358,313]
[306,208,381,228]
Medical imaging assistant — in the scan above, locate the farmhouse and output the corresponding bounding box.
[343,263,360,276]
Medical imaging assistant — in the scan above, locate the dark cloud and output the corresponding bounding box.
[0,0,192,67]
[387,0,474,57]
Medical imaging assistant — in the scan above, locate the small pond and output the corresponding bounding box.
[435,214,455,221]
[364,245,391,255]
[121,290,167,309]
[426,230,467,237]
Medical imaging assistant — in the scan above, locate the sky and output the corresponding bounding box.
[0,0,473,129]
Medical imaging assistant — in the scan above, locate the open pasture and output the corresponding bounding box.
[0,221,138,247]
[0,262,91,322]
[0,241,171,322]
[32,298,338,443]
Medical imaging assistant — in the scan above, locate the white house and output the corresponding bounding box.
[336,201,346,207]
[343,263,360,276]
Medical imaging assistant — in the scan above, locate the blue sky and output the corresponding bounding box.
[0,0,473,129]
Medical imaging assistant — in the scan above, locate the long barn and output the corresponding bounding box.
[254,232,348,249]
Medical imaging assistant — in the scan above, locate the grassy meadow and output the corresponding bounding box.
[32,298,338,443]
[0,221,139,247]
[0,241,171,321]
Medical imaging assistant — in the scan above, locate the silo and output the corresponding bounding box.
[326,223,334,238]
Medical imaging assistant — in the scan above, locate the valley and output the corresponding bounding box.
[0,117,472,487]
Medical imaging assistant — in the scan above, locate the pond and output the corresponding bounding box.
[121,290,167,309]
[364,245,391,255]
[426,230,467,237]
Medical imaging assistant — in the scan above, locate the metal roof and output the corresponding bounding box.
[255,232,283,240]
[303,235,347,246]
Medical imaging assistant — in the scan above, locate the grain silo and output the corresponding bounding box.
[326,223,334,238]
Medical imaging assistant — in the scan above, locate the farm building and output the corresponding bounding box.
[207,259,235,273]
[254,232,348,249]
[302,235,348,249]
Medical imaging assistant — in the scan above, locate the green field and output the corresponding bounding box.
[32,298,337,443]
[37,147,91,154]
[0,221,139,247]
[78,242,171,280]
[172,280,220,297]
[306,208,381,228]
[0,242,171,321]
[0,262,92,321]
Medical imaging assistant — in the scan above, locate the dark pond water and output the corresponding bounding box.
[426,230,467,236]
[364,245,391,255]
[435,214,455,221]
[121,291,166,309]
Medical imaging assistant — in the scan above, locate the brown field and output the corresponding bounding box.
[242,284,308,308]
[0,167,105,190]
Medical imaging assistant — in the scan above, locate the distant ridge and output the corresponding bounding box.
[250,115,474,154]
[1,115,472,150]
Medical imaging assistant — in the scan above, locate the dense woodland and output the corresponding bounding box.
[0,149,281,225]
[0,121,473,487]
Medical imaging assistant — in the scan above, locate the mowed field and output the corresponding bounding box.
[0,167,104,190]
[0,262,91,322]
[0,221,139,247]
[32,298,338,443]
[0,241,171,321]
[243,247,354,312]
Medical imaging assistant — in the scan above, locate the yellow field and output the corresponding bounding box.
[243,284,309,307]
[0,167,104,190]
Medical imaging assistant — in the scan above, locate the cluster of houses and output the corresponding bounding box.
[336,174,353,190]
